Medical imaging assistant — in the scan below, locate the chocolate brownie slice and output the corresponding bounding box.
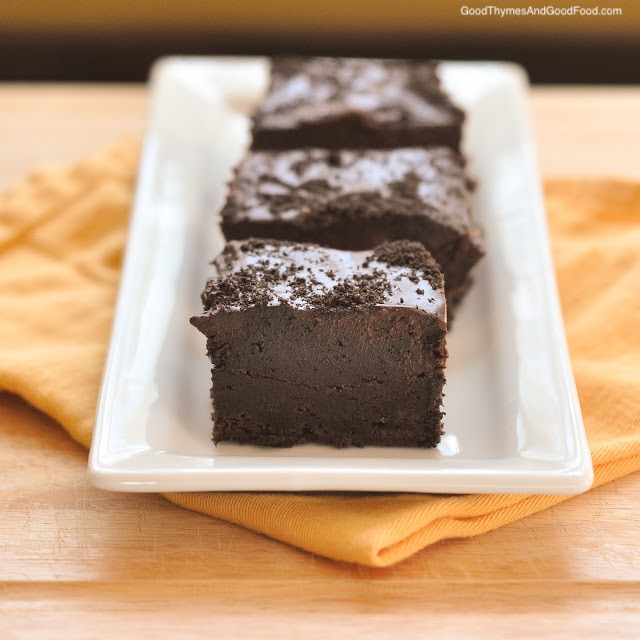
[221,147,482,307]
[190,239,447,448]
[251,57,464,152]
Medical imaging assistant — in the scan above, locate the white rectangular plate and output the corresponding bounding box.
[88,56,593,494]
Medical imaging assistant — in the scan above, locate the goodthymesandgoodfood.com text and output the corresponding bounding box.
[460,5,622,17]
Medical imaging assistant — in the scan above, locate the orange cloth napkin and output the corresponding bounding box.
[1,140,639,567]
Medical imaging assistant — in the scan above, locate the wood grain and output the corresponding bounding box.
[1,84,640,638]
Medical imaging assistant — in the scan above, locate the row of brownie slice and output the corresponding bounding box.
[220,57,484,310]
[190,57,482,448]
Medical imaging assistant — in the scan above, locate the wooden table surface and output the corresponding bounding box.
[1,84,640,639]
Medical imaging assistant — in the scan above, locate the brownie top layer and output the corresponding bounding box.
[222,147,472,233]
[197,239,445,319]
[254,57,463,131]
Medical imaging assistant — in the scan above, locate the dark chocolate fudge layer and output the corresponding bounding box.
[221,147,483,307]
[191,239,447,448]
[251,57,465,152]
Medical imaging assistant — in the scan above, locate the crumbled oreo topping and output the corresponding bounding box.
[222,147,472,232]
[200,238,442,313]
[367,240,442,290]
[255,57,464,128]
[311,271,392,308]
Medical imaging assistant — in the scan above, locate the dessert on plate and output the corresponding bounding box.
[190,239,448,448]
[220,146,483,307]
[251,57,465,152]
[192,56,480,449]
